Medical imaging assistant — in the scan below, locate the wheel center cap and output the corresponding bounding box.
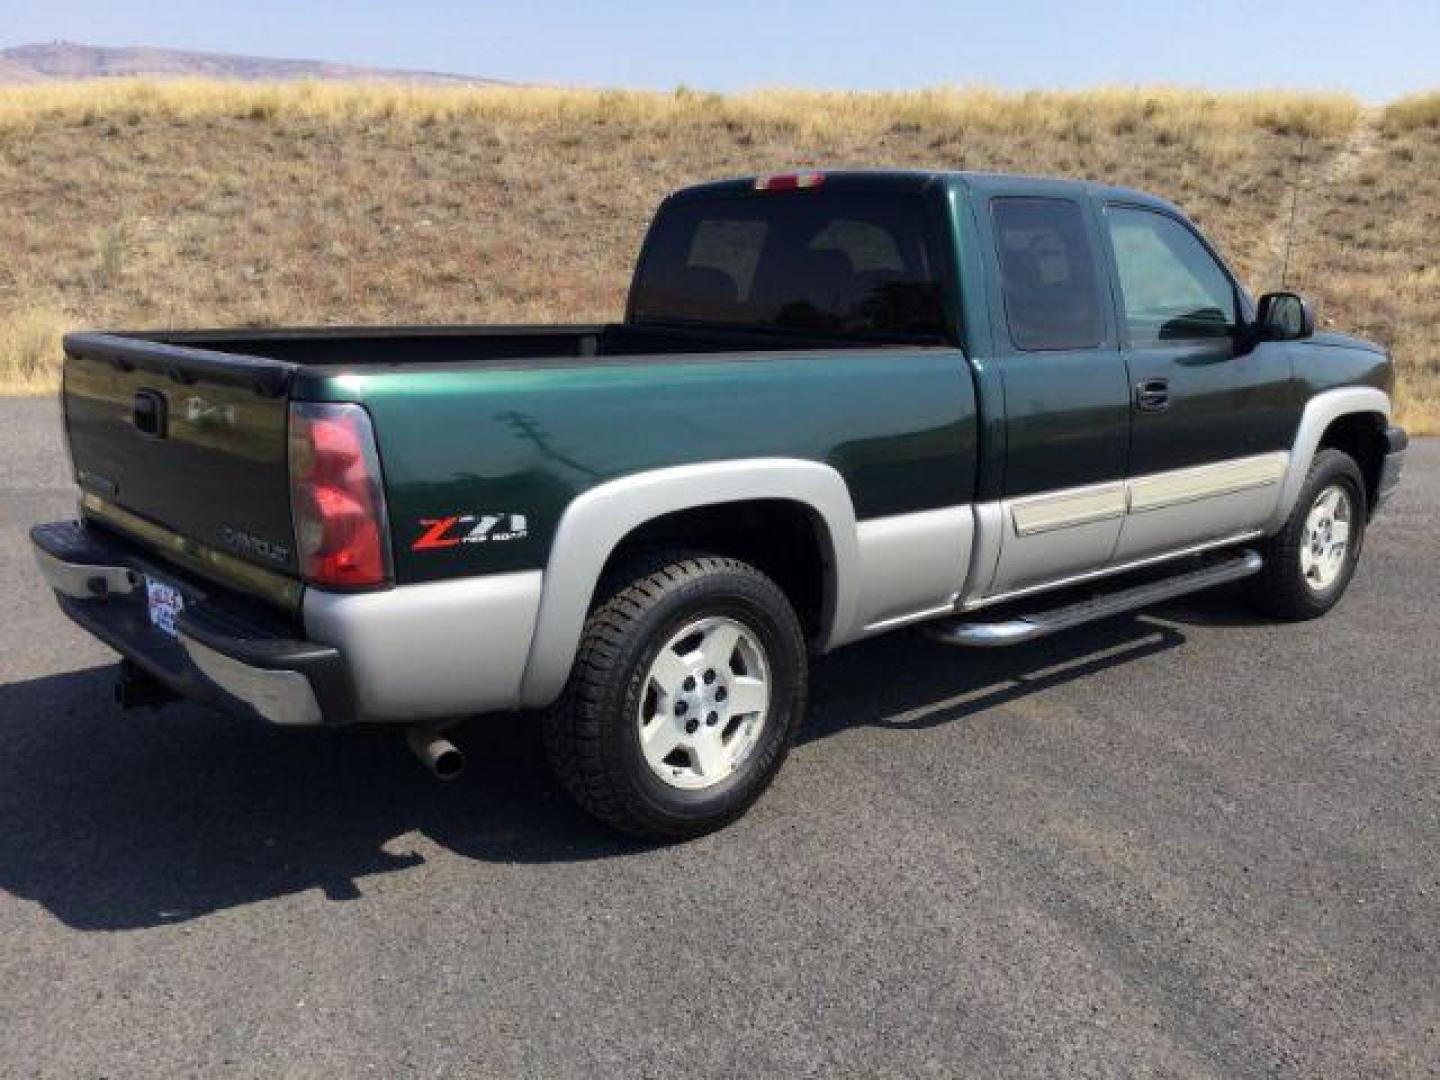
[677,673,729,724]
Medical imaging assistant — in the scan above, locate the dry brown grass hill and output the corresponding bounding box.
[1,80,1435,429]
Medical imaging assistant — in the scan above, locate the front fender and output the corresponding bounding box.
[1265,387,1391,534]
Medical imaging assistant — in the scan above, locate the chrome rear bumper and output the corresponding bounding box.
[32,521,352,727]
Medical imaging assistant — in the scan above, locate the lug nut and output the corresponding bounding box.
[683,676,696,691]
[685,718,699,734]
[707,711,719,726]
[703,669,716,684]
[714,687,727,702]
[675,701,688,716]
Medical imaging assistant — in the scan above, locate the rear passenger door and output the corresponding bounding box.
[1100,204,1295,562]
[981,194,1132,598]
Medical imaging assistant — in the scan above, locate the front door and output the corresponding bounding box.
[1101,204,1295,561]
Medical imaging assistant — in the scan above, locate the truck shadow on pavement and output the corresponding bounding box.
[0,614,1187,932]
[804,614,1186,742]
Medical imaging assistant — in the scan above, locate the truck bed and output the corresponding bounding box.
[97,320,931,372]
[61,319,962,612]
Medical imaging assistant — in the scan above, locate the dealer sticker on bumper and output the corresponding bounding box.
[145,577,185,638]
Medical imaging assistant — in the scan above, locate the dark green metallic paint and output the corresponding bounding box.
[959,174,1132,498]
[947,172,1392,496]
[1090,200,1299,477]
[297,349,978,583]
[942,180,1008,504]
[58,169,1398,603]
[1291,334,1395,401]
[64,349,296,579]
[81,492,302,612]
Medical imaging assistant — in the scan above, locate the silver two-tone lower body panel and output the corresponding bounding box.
[303,571,544,721]
[962,451,1290,610]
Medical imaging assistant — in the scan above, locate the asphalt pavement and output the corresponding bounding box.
[0,396,1435,1077]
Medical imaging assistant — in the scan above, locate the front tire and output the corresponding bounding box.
[1249,448,1367,620]
[543,553,807,841]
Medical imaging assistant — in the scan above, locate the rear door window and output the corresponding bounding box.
[991,197,1107,352]
[629,192,947,339]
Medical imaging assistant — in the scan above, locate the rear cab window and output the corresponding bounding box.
[628,188,949,341]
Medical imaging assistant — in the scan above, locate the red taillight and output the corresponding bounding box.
[754,171,824,192]
[288,402,392,589]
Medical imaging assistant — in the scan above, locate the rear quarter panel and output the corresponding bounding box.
[297,349,978,585]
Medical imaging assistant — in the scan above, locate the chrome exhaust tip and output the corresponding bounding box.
[406,727,465,781]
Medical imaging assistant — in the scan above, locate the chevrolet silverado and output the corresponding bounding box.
[32,170,1408,838]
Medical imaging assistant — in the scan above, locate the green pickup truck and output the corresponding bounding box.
[33,170,1408,839]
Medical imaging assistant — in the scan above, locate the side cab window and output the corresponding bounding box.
[990,197,1107,352]
[1104,206,1238,344]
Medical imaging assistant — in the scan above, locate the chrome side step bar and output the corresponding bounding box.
[925,549,1263,648]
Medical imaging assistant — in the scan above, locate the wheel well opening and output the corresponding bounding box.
[1318,412,1387,518]
[600,500,833,645]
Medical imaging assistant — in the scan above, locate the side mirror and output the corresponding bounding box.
[1256,292,1316,342]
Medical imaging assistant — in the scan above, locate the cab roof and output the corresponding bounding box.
[668,169,1181,216]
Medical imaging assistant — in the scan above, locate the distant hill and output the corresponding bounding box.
[0,41,503,85]
[0,54,48,84]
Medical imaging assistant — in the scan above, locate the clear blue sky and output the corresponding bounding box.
[2,0,1436,100]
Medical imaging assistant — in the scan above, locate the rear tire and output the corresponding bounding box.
[543,552,807,841]
[1249,448,1367,621]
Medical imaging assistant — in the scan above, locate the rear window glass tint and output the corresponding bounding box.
[630,192,947,339]
[991,197,1106,351]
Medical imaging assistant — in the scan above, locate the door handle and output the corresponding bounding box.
[1135,378,1170,412]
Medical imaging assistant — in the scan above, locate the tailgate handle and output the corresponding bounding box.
[133,389,168,438]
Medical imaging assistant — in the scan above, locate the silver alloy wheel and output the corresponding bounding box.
[637,615,771,791]
[1299,482,1353,593]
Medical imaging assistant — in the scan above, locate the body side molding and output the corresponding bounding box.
[1113,451,1288,563]
[1128,451,1288,513]
[518,459,862,708]
[1010,481,1127,536]
[1265,386,1391,533]
[961,450,1297,610]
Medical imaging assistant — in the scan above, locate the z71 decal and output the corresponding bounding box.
[412,513,530,551]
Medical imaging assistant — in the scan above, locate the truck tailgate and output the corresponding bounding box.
[62,333,301,604]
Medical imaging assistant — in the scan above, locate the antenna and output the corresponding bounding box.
[1280,136,1306,289]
